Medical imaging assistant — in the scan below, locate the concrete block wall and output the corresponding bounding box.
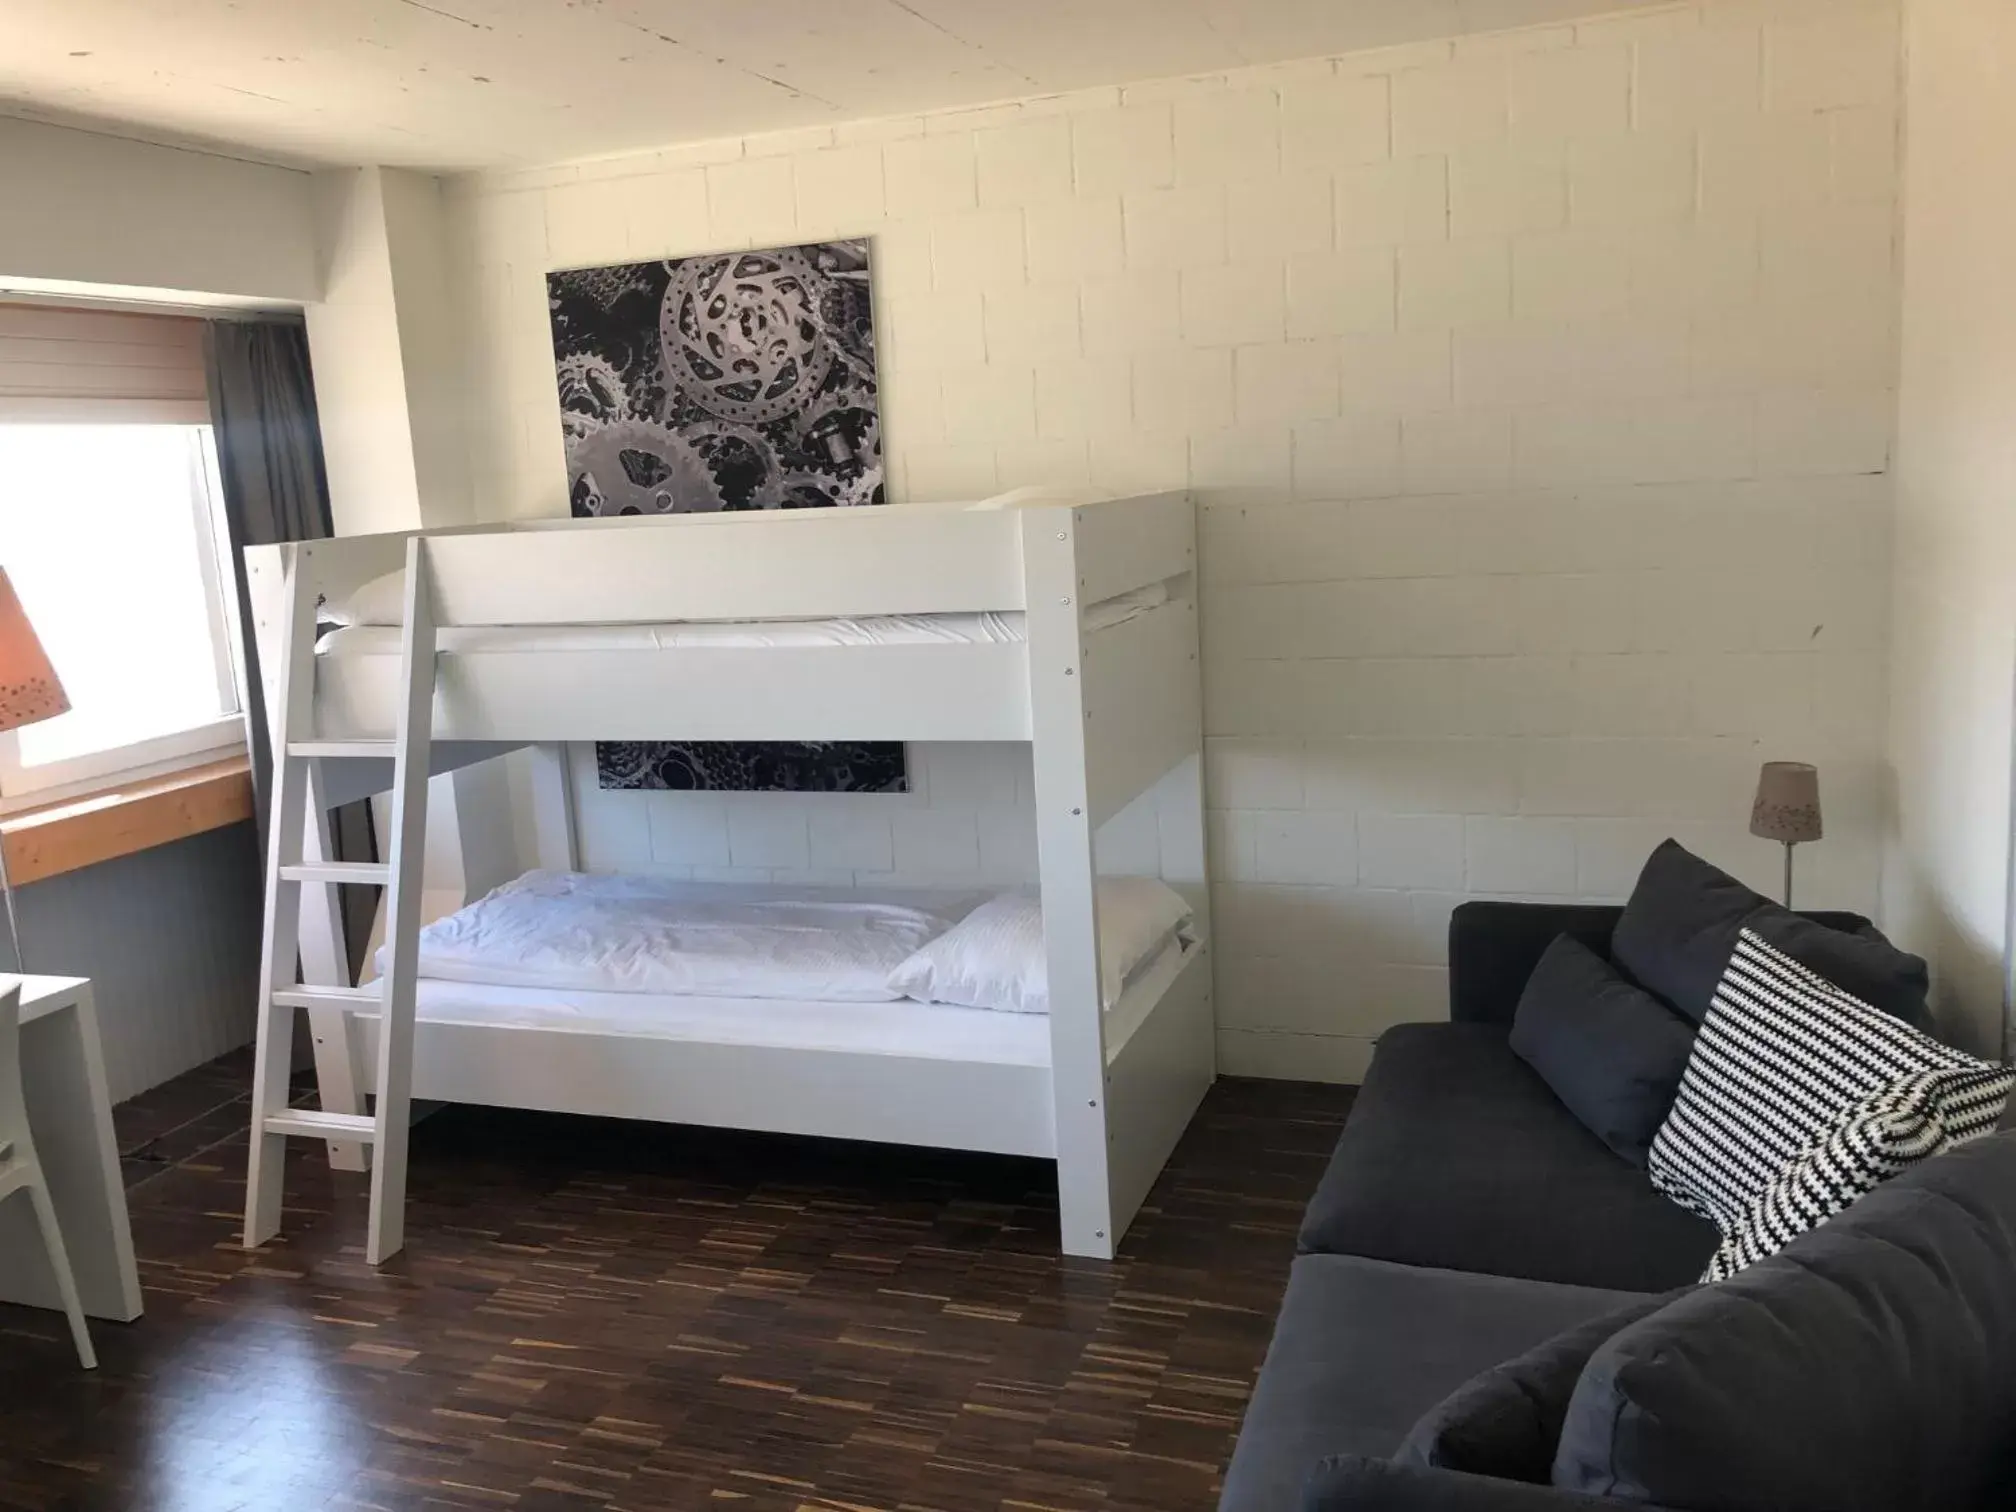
[444,0,1904,1082]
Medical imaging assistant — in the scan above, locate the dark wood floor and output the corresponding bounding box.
[0,1053,1353,1512]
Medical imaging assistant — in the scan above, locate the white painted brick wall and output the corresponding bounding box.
[445,0,1904,1084]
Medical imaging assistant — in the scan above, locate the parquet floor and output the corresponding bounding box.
[0,1053,1353,1512]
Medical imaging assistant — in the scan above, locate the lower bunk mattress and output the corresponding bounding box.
[396,940,1183,1068]
[410,979,1044,1060]
[338,871,1214,1175]
[372,870,1198,1068]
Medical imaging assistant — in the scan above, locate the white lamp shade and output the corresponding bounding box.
[1750,761,1822,844]
[0,569,69,734]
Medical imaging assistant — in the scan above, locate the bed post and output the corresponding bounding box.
[1022,505,1117,1260]
[1160,502,1212,1055]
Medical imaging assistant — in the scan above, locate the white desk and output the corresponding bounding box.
[0,975,142,1322]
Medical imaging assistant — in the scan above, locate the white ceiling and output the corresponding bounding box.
[0,0,1668,173]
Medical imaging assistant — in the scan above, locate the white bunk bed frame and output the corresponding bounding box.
[240,492,1214,1265]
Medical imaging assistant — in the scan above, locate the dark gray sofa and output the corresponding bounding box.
[1219,899,2016,1512]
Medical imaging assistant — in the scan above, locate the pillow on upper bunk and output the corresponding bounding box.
[378,871,978,1002]
[885,877,1195,1014]
[964,484,1103,511]
[320,570,407,627]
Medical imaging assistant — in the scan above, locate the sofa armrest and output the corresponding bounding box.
[1447,903,1624,1026]
[1304,1456,1678,1512]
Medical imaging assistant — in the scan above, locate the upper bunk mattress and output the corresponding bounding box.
[320,612,1021,655]
[315,583,1168,656]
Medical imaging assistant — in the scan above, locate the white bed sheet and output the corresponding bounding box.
[383,872,984,1002]
[393,930,1193,1066]
[315,582,1169,656]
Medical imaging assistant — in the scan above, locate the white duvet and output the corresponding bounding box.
[382,871,977,1002]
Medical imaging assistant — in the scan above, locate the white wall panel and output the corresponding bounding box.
[447,0,1904,1079]
[1884,0,2016,1059]
[13,824,263,1105]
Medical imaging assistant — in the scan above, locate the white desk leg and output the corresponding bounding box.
[0,986,142,1322]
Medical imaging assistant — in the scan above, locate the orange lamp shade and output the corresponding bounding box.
[0,568,69,734]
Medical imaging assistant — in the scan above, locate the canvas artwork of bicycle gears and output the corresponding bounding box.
[546,238,905,795]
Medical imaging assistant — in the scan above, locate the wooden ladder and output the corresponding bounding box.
[244,539,436,1266]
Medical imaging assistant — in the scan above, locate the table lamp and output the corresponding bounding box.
[0,568,69,971]
[1750,761,1821,908]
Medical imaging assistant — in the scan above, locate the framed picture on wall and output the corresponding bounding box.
[546,238,904,794]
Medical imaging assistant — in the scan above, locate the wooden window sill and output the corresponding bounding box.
[0,757,255,886]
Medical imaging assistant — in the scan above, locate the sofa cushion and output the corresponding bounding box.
[1299,1023,1717,1292]
[1448,901,1881,1030]
[1449,903,1628,1027]
[1610,839,1930,1028]
[1649,929,2013,1282]
[1218,1254,1645,1512]
[1555,1132,2016,1512]
[1510,937,1696,1167]
[1394,1289,1690,1482]
[1305,1457,1688,1512]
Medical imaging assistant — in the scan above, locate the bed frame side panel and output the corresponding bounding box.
[358,1018,1058,1159]
[1073,492,1201,830]
[424,509,1028,625]
[1104,946,1215,1233]
[1081,598,1203,831]
[1091,493,1214,1242]
[1073,491,1194,605]
[1068,493,1214,1247]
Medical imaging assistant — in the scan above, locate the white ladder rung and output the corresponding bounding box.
[272,985,382,1013]
[288,739,397,759]
[264,1110,378,1142]
[279,861,391,886]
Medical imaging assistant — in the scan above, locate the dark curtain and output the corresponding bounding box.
[204,319,378,979]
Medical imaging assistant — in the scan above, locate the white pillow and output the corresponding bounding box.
[965,484,1101,511]
[887,877,1194,1013]
[321,569,406,626]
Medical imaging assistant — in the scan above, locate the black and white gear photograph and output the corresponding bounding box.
[546,238,903,793]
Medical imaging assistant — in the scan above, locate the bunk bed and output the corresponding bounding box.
[239,491,1213,1266]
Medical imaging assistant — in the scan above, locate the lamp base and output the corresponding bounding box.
[1782,841,1795,910]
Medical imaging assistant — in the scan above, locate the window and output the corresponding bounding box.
[0,423,244,801]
